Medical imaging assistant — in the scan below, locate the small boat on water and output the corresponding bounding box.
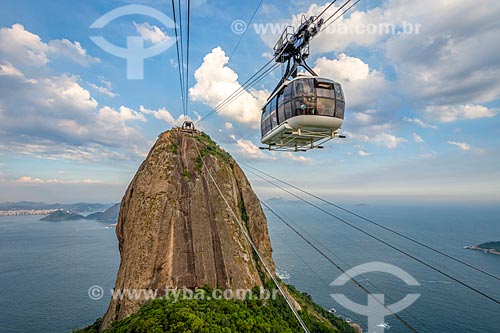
[328,308,337,314]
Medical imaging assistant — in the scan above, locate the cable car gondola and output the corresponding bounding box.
[260,16,346,151]
[260,74,345,151]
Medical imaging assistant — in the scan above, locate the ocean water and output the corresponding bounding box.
[0,202,499,332]
[0,217,119,333]
[266,201,500,333]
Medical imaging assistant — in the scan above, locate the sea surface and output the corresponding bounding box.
[0,202,499,332]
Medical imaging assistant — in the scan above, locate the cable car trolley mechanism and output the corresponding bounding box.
[260,16,346,152]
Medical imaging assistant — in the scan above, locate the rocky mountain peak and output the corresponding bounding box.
[101,129,275,328]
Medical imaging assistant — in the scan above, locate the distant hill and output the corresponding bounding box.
[477,241,500,252]
[465,241,500,255]
[84,212,104,220]
[37,203,120,222]
[0,201,112,213]
[96,203,120,221]
[40,210,85,221]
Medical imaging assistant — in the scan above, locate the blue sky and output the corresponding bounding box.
[0,0,499,203]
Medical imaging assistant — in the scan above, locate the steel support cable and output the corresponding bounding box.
[321,0,354,27]
[265,201,434,332]
[321,0,362,32]
[195,145,311,333]
[261,200,418,333]
[242,166,500,306]
[228,0,264,60]
[206,62,280,119]
[195,0,265,124]
[199,62,277,122]
[197,61,280,124]
[314,0,340,23]
[196,57,277,123]
[242,163,500,282]
[171,0,186,115]
[185,0,191,116]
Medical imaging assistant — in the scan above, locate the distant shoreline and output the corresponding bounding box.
[465,244,500,256]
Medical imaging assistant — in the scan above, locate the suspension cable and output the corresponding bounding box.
[185,0,191,116]
[314,0,339,23]
[261,200,418,332]
[195,144,310,333]
[242,163,500,282]
[196,58,277,123]
[242,166,500,306]
[204,62,279,120]
[321,0,354,27]
[171,0,186,116]
[228,0,264,60]
[321,0,362,32]
[196,60,279,124]
[265,202,434,332]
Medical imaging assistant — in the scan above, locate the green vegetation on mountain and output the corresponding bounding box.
[76,283,357,333]
[194,132,233,167]
[477,241,500,252]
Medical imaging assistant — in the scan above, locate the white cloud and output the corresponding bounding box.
[373,133,407,149]
[88,78,118,98]
[139,105,190,126]
[277,1,500,109]
[352,109,377,125]
[423,104,496,123]
[0,24,98,68]
[0,23,49,66]
[448,141,471,151]
[98,106,146,125]
[358,150,370,157]
[133,22,171,44]
[235,138,269,160]
[225,122,233,129]
[381,0,500,105]
[404,117,437,129]
[47,39,100,66]
[281,152,312,164]
[16,176,103,184]
[189,47,268,128]
[314,54,388,109]
[413,133,424,143]
[258,3,386,53]
[0,62,23,77]
[0,24,160,164]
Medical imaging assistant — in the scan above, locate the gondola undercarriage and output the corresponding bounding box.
[260,116,346,152]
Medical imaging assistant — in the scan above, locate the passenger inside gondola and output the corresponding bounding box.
[294,79,315,116]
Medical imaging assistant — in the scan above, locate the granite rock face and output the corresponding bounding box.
[101,130,274,329]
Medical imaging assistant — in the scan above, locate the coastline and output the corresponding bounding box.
[465,245,500,256]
